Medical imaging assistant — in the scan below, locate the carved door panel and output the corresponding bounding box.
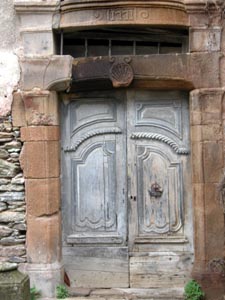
[61,90,193,289]
[127,90,193,288]
[61,91,129,288]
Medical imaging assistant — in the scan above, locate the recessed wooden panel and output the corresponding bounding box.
[137,146,182,235]
[72,141,117,233]
[136,100,182,138]
[70,100,116,135]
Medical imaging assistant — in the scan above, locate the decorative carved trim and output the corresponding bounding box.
[109,58,134,88]
[14,0,60,12]
[64,127,122,152]
[130,132,189,155]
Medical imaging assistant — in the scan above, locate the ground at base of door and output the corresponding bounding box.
[39,287,185,300]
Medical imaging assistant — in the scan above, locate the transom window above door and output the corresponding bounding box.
[59,27,188,58]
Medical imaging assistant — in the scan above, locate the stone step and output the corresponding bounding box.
[67,288,184,300]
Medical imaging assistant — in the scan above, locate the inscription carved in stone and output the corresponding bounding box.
[94,8,149,22]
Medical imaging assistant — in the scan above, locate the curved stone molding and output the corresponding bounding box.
[20,56,73,91]
[130,132,189,155]
[64,127,122,152]
[60,1,188,28]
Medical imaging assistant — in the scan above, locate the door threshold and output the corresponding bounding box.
[68,287,185,299]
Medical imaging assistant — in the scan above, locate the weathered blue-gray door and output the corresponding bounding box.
[61,90,193,288]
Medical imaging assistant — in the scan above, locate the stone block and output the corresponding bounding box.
[20,55,73,91]
[23,91,59,126]
[0,149,9,159]
[0,269,30,300]
[20,141,59,179]
[0,159,19,178]
[191,142,204,183]
[189,13,209,27]
[190,111,202,125]
[22,31,54,56]
[222,92,225,120]
[26,178,60,217]
[203,141,223,183]
[201,93,222,125]
[190,27,221,52]
[221,23,225,52]
[191,125,202,142]
[21,126,60,142]
[19,262,63,298]
[190,89,223,125]
[19,12,55,30]
[60,5,188,28]
[0,192,25,202]
[193,271,225,300]
[220,56,225,88]
[205,184,224,260]
[26,214,61,264]
[190,90,202,112]
[0,211,25,223]
[12,91,60,127]
[12,93,26,127]
[202,124,222,141]
[192,183,206,262]
[0,245,26,258]
[72,53,220,90]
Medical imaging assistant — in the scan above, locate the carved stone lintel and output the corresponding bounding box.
[109,58,134,88]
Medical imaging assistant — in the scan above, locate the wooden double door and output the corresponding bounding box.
[61,90,193,288]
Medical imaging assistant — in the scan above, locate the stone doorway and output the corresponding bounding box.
[61,89,193,290]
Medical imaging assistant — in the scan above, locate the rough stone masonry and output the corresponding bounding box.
[0,116,26,264]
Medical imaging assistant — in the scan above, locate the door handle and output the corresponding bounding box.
[148,183,163,198]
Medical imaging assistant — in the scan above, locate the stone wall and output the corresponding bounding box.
[0,0,20,116]
[0,0,25,267]
[0,116,26,264]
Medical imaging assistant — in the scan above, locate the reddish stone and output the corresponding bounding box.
[191,142,204,183]
[203,141,223,183]
[19,141,60,179]
[26,178,60,217]
[26,214,61,264]
[192,272,225,300]
[205,184,224,260]
[21,126,60,142]
[192,183,206,263]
